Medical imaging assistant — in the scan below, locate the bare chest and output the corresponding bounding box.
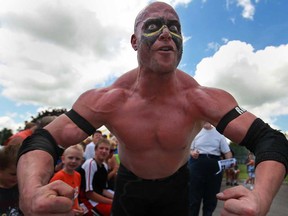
[106,97,198,151]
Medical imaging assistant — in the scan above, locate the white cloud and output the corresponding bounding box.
[194,40,288,126]
[237,0,255,20]
[164,0,193,7]
[222,38,229,44]
[206,42,221,52]
[0,0,148,108]
[0,115,22,132]
[183,35,192,44]
[0,0,192,109]
[226,0,256,20]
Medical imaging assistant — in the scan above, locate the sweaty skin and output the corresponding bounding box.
[17,2,286,216]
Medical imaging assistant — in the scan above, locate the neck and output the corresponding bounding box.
[94,157,104,165]
[63,167,74,175]
[133,67,179,99]
[204,126,213,130]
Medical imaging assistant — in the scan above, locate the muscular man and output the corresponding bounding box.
[17,2,288,216]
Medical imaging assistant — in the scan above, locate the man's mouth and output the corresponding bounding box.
[158,46,173,51]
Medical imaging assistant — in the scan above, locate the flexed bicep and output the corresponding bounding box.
[45,113,91,149]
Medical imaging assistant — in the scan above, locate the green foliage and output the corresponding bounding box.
[229,142,249,164]
[238,164,248,180]
[30,108,67,123]
[0,128,13,145]
[1,108,67,145]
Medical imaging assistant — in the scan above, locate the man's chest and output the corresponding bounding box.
[106,99,199,149]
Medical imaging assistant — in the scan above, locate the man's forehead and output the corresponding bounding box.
[135,3,179,28]
[143,16,179,24]
[142,8,178,21]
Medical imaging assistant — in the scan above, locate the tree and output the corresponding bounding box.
[1,108,67,145]
[229,142,249,164]
[0,128,13,146]
[30,108,67,123]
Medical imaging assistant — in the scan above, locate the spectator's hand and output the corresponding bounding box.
[19,180,75,216]
[73,207,85,216]
[191,149,200,159]
[217,185,268,216]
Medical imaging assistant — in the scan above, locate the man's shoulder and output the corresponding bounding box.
[77,83,130,108]
[113,68,137,87]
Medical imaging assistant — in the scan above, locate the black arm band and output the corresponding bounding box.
[239,118,288,174]
[17,129,64,166]
[65,109,95,135]
[216,106,247,134]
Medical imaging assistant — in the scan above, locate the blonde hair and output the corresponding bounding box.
[95,138,111,150]
[63,144,84,156]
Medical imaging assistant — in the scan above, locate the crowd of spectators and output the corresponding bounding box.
[0,117,120,216]
[0,118,257,216]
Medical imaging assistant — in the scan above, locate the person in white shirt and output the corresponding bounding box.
[84,130,102,160]
[189,122,232,216]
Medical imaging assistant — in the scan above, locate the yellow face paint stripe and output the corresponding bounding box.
[143,25,182,40]
[170,32,182,40]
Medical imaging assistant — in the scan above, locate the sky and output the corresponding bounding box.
[0,0,287,134]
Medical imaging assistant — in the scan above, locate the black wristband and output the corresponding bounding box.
[240,118,288,174]
[66,109,95,135]
[17,129,64,166]
[216,106,246,134]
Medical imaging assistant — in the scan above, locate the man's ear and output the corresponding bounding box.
[131,34,138,51]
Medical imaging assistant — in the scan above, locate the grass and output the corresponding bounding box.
[238,164,248,180]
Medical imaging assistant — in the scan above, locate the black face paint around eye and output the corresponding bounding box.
[141,18,183,61]
[143,18,182,39]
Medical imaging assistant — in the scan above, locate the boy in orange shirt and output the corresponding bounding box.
[50,144,84,216]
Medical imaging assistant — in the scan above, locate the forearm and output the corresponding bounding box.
[18,150,54,193]
[17,150,55,214]
[108,169,117,180]
[103,189,114,199]
[254,161,285,214]
[224,151,232,159]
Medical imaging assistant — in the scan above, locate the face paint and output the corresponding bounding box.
[143,25,182,40]
[140,18,183,62]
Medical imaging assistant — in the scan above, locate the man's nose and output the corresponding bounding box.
[159,26,172,40]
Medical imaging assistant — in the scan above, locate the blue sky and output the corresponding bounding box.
[0,0,287,134]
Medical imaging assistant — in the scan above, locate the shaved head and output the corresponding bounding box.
[134,2,180,33]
